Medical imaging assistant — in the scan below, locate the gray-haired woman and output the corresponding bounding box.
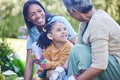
[62,0,120,80]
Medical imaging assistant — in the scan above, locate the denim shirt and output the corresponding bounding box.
[27,16,77,49]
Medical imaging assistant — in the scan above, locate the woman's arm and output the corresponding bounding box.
[70,36,77,45]
[77,24,109,80]
[24,49,34,80]
[77,67,103,80]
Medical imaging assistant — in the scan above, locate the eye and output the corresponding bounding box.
[28,12,35,17]
[64,27,67,31]
[56,29,61,32]
[38,9,42,13]
[38,8,44,14]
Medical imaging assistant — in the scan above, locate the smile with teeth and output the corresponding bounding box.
[37,18,43,23]
[61,34,67,39]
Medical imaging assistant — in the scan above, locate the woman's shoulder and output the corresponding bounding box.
[53,15,65,18]
[91,10,109,21]
[49,15,66,21]
[30,26,39,32]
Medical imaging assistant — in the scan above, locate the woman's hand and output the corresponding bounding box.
[77,67,103,80]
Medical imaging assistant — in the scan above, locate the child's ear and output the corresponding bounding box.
[47,33,53,40]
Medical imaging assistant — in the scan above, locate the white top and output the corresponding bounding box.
[32,42,44,70]
[77,10,120,69]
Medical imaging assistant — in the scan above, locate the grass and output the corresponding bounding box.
[5,38,27,61]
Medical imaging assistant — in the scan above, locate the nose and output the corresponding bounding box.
[62,30,67,34]
[36,12,41,18]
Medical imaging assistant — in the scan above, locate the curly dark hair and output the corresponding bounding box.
[37,21,57,49]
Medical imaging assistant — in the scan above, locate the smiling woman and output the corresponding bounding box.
[27,4,46,30]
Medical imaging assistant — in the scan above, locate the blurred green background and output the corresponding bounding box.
[0,0,120,38]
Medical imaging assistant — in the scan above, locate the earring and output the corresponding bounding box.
[43,27,46,32]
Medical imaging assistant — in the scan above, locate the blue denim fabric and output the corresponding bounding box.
[26,16,76,49]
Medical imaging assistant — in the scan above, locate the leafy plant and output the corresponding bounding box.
[0,74,5,80]
[0,40,25,77]
[0,40,14,72]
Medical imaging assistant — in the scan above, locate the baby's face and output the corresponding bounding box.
[49,22,68,42]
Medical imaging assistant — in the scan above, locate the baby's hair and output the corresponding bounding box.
[37,21,57,49]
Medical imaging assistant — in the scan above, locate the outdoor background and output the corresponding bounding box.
[0,0,120,79]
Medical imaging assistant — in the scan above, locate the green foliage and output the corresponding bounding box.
[0,0,120,38]
[0,74,5,80]
[5,75,17,80]
[12,57,25,76]
[0,40,25,77]
[0,0,25,38]
[0,40,14,72]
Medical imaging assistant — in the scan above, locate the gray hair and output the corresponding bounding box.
[63,0,93,13]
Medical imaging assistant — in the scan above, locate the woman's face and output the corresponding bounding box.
[28,4,46,28]
[69,9,87,22]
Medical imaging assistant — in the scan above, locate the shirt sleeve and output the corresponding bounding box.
[26,26,40,50]
[26,36,33,49]
[90,24,109,69]
[50,16,77,41]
